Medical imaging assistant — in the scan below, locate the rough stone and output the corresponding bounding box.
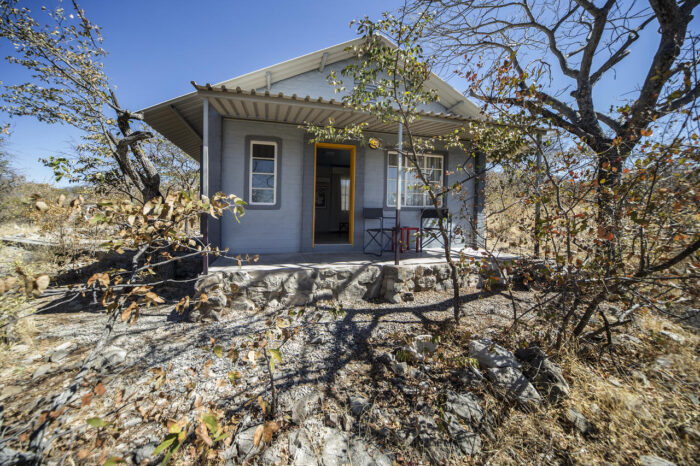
[321,428,349,466]
[348,438,393,466]
[413,335,437,355]
[390,361,408,376]
[445,390,484,424]
[640,455,676,466]
[89,346,127,371]
[658,330,684,343]
[416,275,437,291]
[415,414,452,463]
[515,346,569,401]
[486,366,541,405]
[194,273,223,293]
[132,442,158,464]
[348,395,370,417]
[226,425,263,461]
[445,415,481,456]
[468,339,521,369]
[455,366,485,388]
[32,364,53,380]
[48,341,76,363]
[288,429,318,466]
[0,385,22,401]
[229,296,255,312]
[291,392,323,425]
[565,408,594,435]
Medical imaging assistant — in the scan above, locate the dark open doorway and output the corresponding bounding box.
[314,146,352,244]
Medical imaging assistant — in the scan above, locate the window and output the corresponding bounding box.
[387,152,443,207]
[340,177,350,211]
[249,141,277,205]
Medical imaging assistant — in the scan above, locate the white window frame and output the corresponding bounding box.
[249,140,277,206]
[387,152,444,208]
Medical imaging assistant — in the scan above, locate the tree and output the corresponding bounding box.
[307,13,527,322]
[0,125,22,195]
[0,0,162,203]
[405,0,698,265]
[43,134,199,201]
[399,0,699,337]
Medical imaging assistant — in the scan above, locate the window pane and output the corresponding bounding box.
[428,169,442,182]
[388,153,397,166]
[387,167,398,180]
[406,193,424,206]
[427,156,442,170]
[340,177,350,211]
[251,189,274,203]
[252,159,274,173]
[252,143,275,159]
[252,174,275,188]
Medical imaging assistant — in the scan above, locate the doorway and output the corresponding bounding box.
[313,143,355,246]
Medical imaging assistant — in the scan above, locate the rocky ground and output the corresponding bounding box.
[1,287,698,465]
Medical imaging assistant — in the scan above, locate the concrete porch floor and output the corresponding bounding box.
[210,247,518,272]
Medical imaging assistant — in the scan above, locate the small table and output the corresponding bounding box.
[391,227,420,253]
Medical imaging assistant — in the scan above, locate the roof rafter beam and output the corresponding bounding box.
[319,52,328,72]
[169,104,202,142]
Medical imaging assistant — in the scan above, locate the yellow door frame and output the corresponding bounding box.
[312,142,356,248]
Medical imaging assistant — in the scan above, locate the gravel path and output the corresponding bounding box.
[0,288,534,463]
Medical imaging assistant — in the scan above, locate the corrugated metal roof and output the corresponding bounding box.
[140,37,485,160]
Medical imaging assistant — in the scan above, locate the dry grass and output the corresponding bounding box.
[481,312,699,465]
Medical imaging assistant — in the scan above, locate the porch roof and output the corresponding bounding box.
[141,83,483,162]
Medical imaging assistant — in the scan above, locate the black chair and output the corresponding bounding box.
[363,208,395,256]
[419,209,452,252]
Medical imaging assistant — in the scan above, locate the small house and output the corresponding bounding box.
[140,38,486,258]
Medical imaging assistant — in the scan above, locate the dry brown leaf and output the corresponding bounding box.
[94,382,106,396]
[262,421,279,444]
[196,422,213,447]
[121,302,137,322]
[253,424,264,448]
[81,392,93,407]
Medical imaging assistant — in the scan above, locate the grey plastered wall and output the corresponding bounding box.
[206,104,223,249]
[215,120,483,254]
[220,119,304,254]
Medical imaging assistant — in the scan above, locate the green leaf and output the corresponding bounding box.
[152,434,177,456]
[228,371,241,384]
[87,417,107,428]
[104,457,124,466]
[201,412,219,434]
[212,345,223,358]
[269,348,282,363]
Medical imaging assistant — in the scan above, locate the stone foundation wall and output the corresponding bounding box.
[193,262,484,319]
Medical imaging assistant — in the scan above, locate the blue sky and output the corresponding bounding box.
[1,0,402,183]
[1,1,696,184]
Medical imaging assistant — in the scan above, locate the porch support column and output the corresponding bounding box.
[395,122,403,265]
[201,98,209,274]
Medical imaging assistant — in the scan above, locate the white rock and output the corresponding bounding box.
[486,366,541,404]
[49,341,76,363]
[468,339,521,369]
